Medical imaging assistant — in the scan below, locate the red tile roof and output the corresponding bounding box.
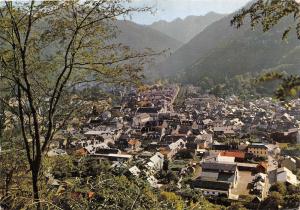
[257,162,268,170]
[219,151,245,159]
[128,139,141,145]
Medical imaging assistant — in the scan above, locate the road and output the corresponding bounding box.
[169,85,180,113]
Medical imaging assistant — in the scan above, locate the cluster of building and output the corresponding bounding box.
[48,84,300,202]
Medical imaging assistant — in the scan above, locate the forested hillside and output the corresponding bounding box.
[155,12,300,84]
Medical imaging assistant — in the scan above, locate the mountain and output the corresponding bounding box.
[149,12,226,43]
[115,20,182,53]
[155,11,300,84]
[41,20,182,63]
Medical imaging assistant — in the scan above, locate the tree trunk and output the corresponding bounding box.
[32,167,41,210]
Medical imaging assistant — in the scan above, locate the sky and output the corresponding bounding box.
[127,0,251,25]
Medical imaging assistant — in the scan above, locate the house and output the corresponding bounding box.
[168,139,185,156]
[202,119,213,127]
[216,155,235,163]
[251,173,267,198]
[219,151,246,162]
[129,166,141,177]
[280,156,297,171]
[178,125,190,135]
[192,161,239,198]
[146,152,164,172]
[277,167,299,186]
[185,136,197,151]
[147,175,160,188]
[94,147,119,155]
[213,126,235,138]
[192,180,232,197]
[75,148,88,156]
[136,107,162,119]
[247,143,268,158]
[84,130,113,141]
[128,139,141,152]
[133,113,151,127]
[267,144,281,156]
[211,142,238,154]
[271,128,300,144]
[195,134,213,150]
[115,135,129,151]
[160,139,185,159]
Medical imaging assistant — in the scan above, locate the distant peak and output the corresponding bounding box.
[173,17,183,22]
[148,12,227,28]
[205,11,218,16]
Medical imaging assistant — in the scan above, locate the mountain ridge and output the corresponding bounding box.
[115,20,182,53]
[149,12,226,43]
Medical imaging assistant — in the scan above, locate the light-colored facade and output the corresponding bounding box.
[277,167,299,186]
[247,144,268,158]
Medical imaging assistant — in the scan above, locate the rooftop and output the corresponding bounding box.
[248,143,268,149]
[201,162,237,172]
[137,107,160,114]
[219,151,245,159]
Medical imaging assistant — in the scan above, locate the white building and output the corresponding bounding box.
[129,166,141,177]
[146,152,164,172]
[277,167,299,186]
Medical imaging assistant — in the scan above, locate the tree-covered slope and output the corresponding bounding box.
[155,12,300,84]
[183,17,300,84]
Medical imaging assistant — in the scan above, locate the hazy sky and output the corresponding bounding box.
[127,0,251,25]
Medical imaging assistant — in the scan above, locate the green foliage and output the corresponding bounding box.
[37,155,221,210]
[227,202,247,210]
[231,0,300,40]
[258,71,300,101]
[281,144,300,156]
[0,1,158,207]
[231,0,300,101]
[46,176,162,210]
[284,194,300,209]
[260,191,284,210]
[287,184,300,194]
[207,73,271,99]
[1,138,224,210]
[160,191,185,210]
[269,182,287,195]
[263,178,300,209]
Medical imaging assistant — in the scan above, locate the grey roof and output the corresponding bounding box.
[248,144,268,149]
[201,162,237,172]
[201,171,235,183]
[137,107,159,114]
[201,171,219,181]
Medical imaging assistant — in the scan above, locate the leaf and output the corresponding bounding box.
[282,27,291,40]
[289,88,298,96]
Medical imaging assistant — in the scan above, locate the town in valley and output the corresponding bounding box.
[45,83,300,207]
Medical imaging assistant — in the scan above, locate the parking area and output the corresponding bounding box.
[231,171,254,196]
